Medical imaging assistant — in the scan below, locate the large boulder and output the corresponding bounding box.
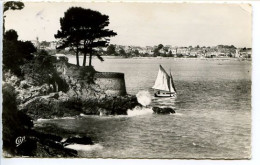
[62,136,93,146]
[12,133,78,158]
[2,83,78,157]
[20,91,141,119]
[20,93,82,120]
[82,95,141,115]
[152,107,175,114]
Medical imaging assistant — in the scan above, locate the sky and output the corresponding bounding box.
[4,2,252,47]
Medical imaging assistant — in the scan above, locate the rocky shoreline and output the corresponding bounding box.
[2,55,143,157]
[3,83,82,157]
[4,56,141,119]
[2,55,175,157]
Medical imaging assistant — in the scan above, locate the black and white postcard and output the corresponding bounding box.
[2,1,253,161]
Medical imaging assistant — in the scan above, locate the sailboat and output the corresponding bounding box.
[152,65,177,97]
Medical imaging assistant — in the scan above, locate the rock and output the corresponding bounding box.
[98,108,110,116]
[19,80,31,89]
[97,95,141,115]
[58,91,70,101]
[14,135,77,157]
[81,95,141,115]
[62,136,93,146]
[20,96,82,120]
[10,75,20,85]
[2,83,77,157]
[39,83,51,95]
[152,107,175,114]
[48,92,59,99]
[34,140,77,158]
[3,71,21,86]
[4,55,142,119]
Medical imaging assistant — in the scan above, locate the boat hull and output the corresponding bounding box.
[154,91,176,97]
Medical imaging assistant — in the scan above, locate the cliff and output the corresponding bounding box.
[2,83,79,157]
[2,55,141,157]
[3,55,140,120]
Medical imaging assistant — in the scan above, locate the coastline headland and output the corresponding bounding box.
[14,55,140,119]
[2,54,174,157]
[2,54,141,157]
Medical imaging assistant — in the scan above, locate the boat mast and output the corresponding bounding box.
[169,68,171,95]
[170,72,177,93]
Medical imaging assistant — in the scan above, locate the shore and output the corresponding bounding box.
[62,54,251,61]
[2,55,143,157]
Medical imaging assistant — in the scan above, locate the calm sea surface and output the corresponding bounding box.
[36,56,251,159]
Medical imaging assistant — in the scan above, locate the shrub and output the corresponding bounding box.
[2,83,33,155]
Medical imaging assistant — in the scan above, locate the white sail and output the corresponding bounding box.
[152,65,170,91]
[169,73,177,93]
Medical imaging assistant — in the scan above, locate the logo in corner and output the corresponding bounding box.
[15,136,26,147]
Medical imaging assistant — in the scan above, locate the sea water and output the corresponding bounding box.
[36,57,251,159]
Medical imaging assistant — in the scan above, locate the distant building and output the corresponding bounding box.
[178,47,189,56]
[48,41,57,50]
[145,46,153,55]
[30,37,40,49]
[236,48,251,58]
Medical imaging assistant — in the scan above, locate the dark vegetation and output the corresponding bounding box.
[2,84,33,155]
[20,53,69,91]
[3,30,36,75]
[2,84,79,157]
[55,7,117,66]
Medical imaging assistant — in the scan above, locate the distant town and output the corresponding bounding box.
[31,39,252,59]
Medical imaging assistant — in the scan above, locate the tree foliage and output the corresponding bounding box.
[134,50,139,56]
[4,1,24,12]
[55,7,117,66]
[3,1,25,33]
[158,44,164,50]
[2,83,33,155]
[119,48,126,56]
[107,44,116,55]
[4,29,18,41]
[153,44,164,56]
[3,30,36,75]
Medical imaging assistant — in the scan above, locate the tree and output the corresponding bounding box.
[230,45,236,49]
[3,29,36,75]
[119,48,126,56]
[18,41,37,60]
[107,44,116,55]
[55,7,117,66]
[134,50,139,56]
[40,41,50,47]
[3,1,25,33]
[158,44,163,50]
[4,1,24,12]
[153,44,164,56]
[163,47,169,52]
[169,50,173,57]
[153,48,159,57]
[4,29,18,41]
[55,8,84,66]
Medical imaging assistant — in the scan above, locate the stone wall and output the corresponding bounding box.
[94,72,127,96]
[55,56,127,97]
